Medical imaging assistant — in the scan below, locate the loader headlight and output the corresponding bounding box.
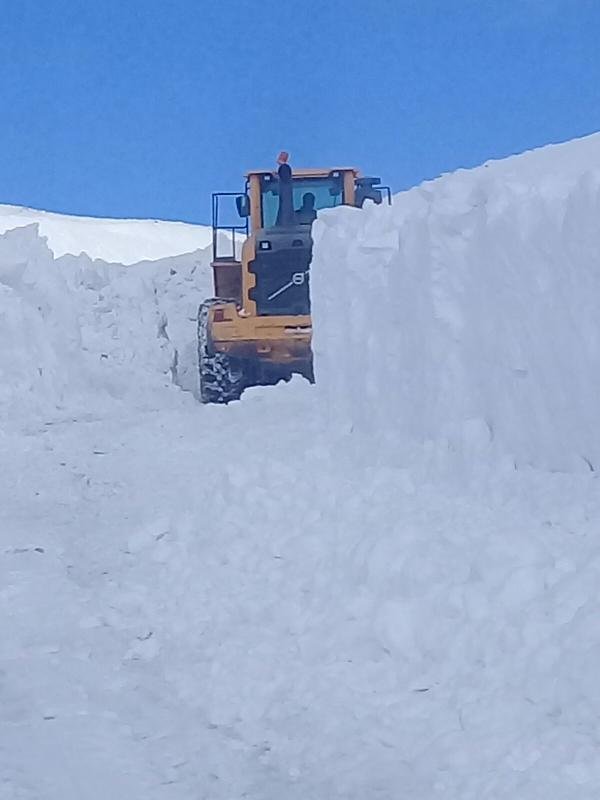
[258,240,272,251]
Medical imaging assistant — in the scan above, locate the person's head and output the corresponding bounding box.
[301,192,316,210]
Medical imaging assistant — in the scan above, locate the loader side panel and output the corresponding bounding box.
[212,261,242,303]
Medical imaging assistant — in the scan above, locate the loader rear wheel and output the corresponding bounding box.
[197,299,245,404]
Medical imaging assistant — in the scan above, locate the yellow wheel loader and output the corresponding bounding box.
[198,153,390,403]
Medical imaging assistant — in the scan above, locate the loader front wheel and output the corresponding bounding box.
[197,300,246,404]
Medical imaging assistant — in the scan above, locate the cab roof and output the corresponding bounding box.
[245,167,361,179]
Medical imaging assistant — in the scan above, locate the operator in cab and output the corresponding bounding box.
[295,192,317,225]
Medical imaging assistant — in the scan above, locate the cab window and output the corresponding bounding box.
[261,176,344,228]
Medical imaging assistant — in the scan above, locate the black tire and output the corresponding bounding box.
[197,299,246,404]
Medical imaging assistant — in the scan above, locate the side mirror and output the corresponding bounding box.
[236,194,250,218]
[355,177,391,208]
[328,171,343,197]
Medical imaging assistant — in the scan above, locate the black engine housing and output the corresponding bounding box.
[248,226,313,316]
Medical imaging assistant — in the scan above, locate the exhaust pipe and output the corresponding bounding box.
[276,162,294,227]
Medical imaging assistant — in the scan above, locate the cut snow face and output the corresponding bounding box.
[2,133,600,800]
[0,203,213,263]
[312,132,600,472]
[0,224,214,422]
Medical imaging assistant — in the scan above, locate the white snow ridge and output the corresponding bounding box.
[2,134,600,800]
[0,203,213,263]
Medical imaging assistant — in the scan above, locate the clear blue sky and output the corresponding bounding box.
[1,0,599,224]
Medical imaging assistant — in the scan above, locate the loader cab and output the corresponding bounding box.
[210,162,390,302]
[242,167,360,233]
[234,165,391,233]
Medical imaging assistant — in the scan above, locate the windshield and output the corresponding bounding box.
[261,176,344,228]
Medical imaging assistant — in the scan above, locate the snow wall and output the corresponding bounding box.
[0,224,213,423]
[312,133,600,472]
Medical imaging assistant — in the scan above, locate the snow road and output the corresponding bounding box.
[2,134,600,799]
[4,395,600,799]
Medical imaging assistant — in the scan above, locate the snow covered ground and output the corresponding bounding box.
[2,134,600,799]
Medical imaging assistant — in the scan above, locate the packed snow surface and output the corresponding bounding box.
[0,203,212,263]
[2,133,600,799]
